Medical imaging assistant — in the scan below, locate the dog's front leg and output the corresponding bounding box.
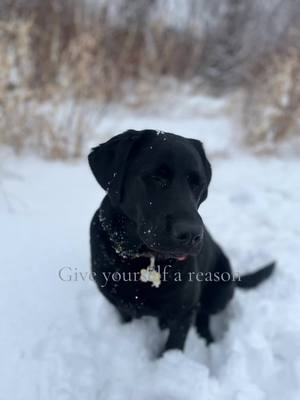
[163,311,195,354]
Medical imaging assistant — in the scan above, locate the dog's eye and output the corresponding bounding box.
[187,172,201,190]
[150,175,168,188]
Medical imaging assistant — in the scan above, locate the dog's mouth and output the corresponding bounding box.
[138,244,189,261]
[154,252,189,261]
[156,252,188,261]
[176,255,188,261]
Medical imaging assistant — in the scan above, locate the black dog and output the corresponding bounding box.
[89,129,275,354]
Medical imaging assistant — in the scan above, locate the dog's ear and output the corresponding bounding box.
[189,138,212,202]
[88,130,144,205]
[189,139,212,184]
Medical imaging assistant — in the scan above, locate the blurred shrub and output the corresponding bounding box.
[242,35,300,152]
[1,0,300,98]
[0,94,97,159]
[0,18,32,94]
[0,0,205,100]
[199,0,297,92]
[1,0,300,157]
[0,0,206,159]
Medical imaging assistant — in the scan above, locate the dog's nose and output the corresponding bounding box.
[173,223,203,247]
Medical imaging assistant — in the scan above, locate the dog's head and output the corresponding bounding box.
[89,129,211,260]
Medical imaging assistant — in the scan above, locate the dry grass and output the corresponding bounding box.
[1,0,300,158]
[0,0,205,100]
[0,18,32,95]
[242,37,300,152]
[0,92,101,159]
[0,0,206,159]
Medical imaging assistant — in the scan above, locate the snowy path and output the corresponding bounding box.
[1,122,300,399]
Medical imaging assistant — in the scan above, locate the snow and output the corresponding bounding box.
[1,99,300,400]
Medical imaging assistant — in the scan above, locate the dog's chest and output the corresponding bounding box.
[101,257,189,318]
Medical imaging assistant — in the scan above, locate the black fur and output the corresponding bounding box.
[89,129,275,355]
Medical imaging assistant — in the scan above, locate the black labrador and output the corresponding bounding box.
[89,129,274,355]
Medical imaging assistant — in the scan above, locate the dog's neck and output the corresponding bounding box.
[99,196,149,259]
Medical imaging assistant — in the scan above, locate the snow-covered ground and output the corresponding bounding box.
[1,99,300,400]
